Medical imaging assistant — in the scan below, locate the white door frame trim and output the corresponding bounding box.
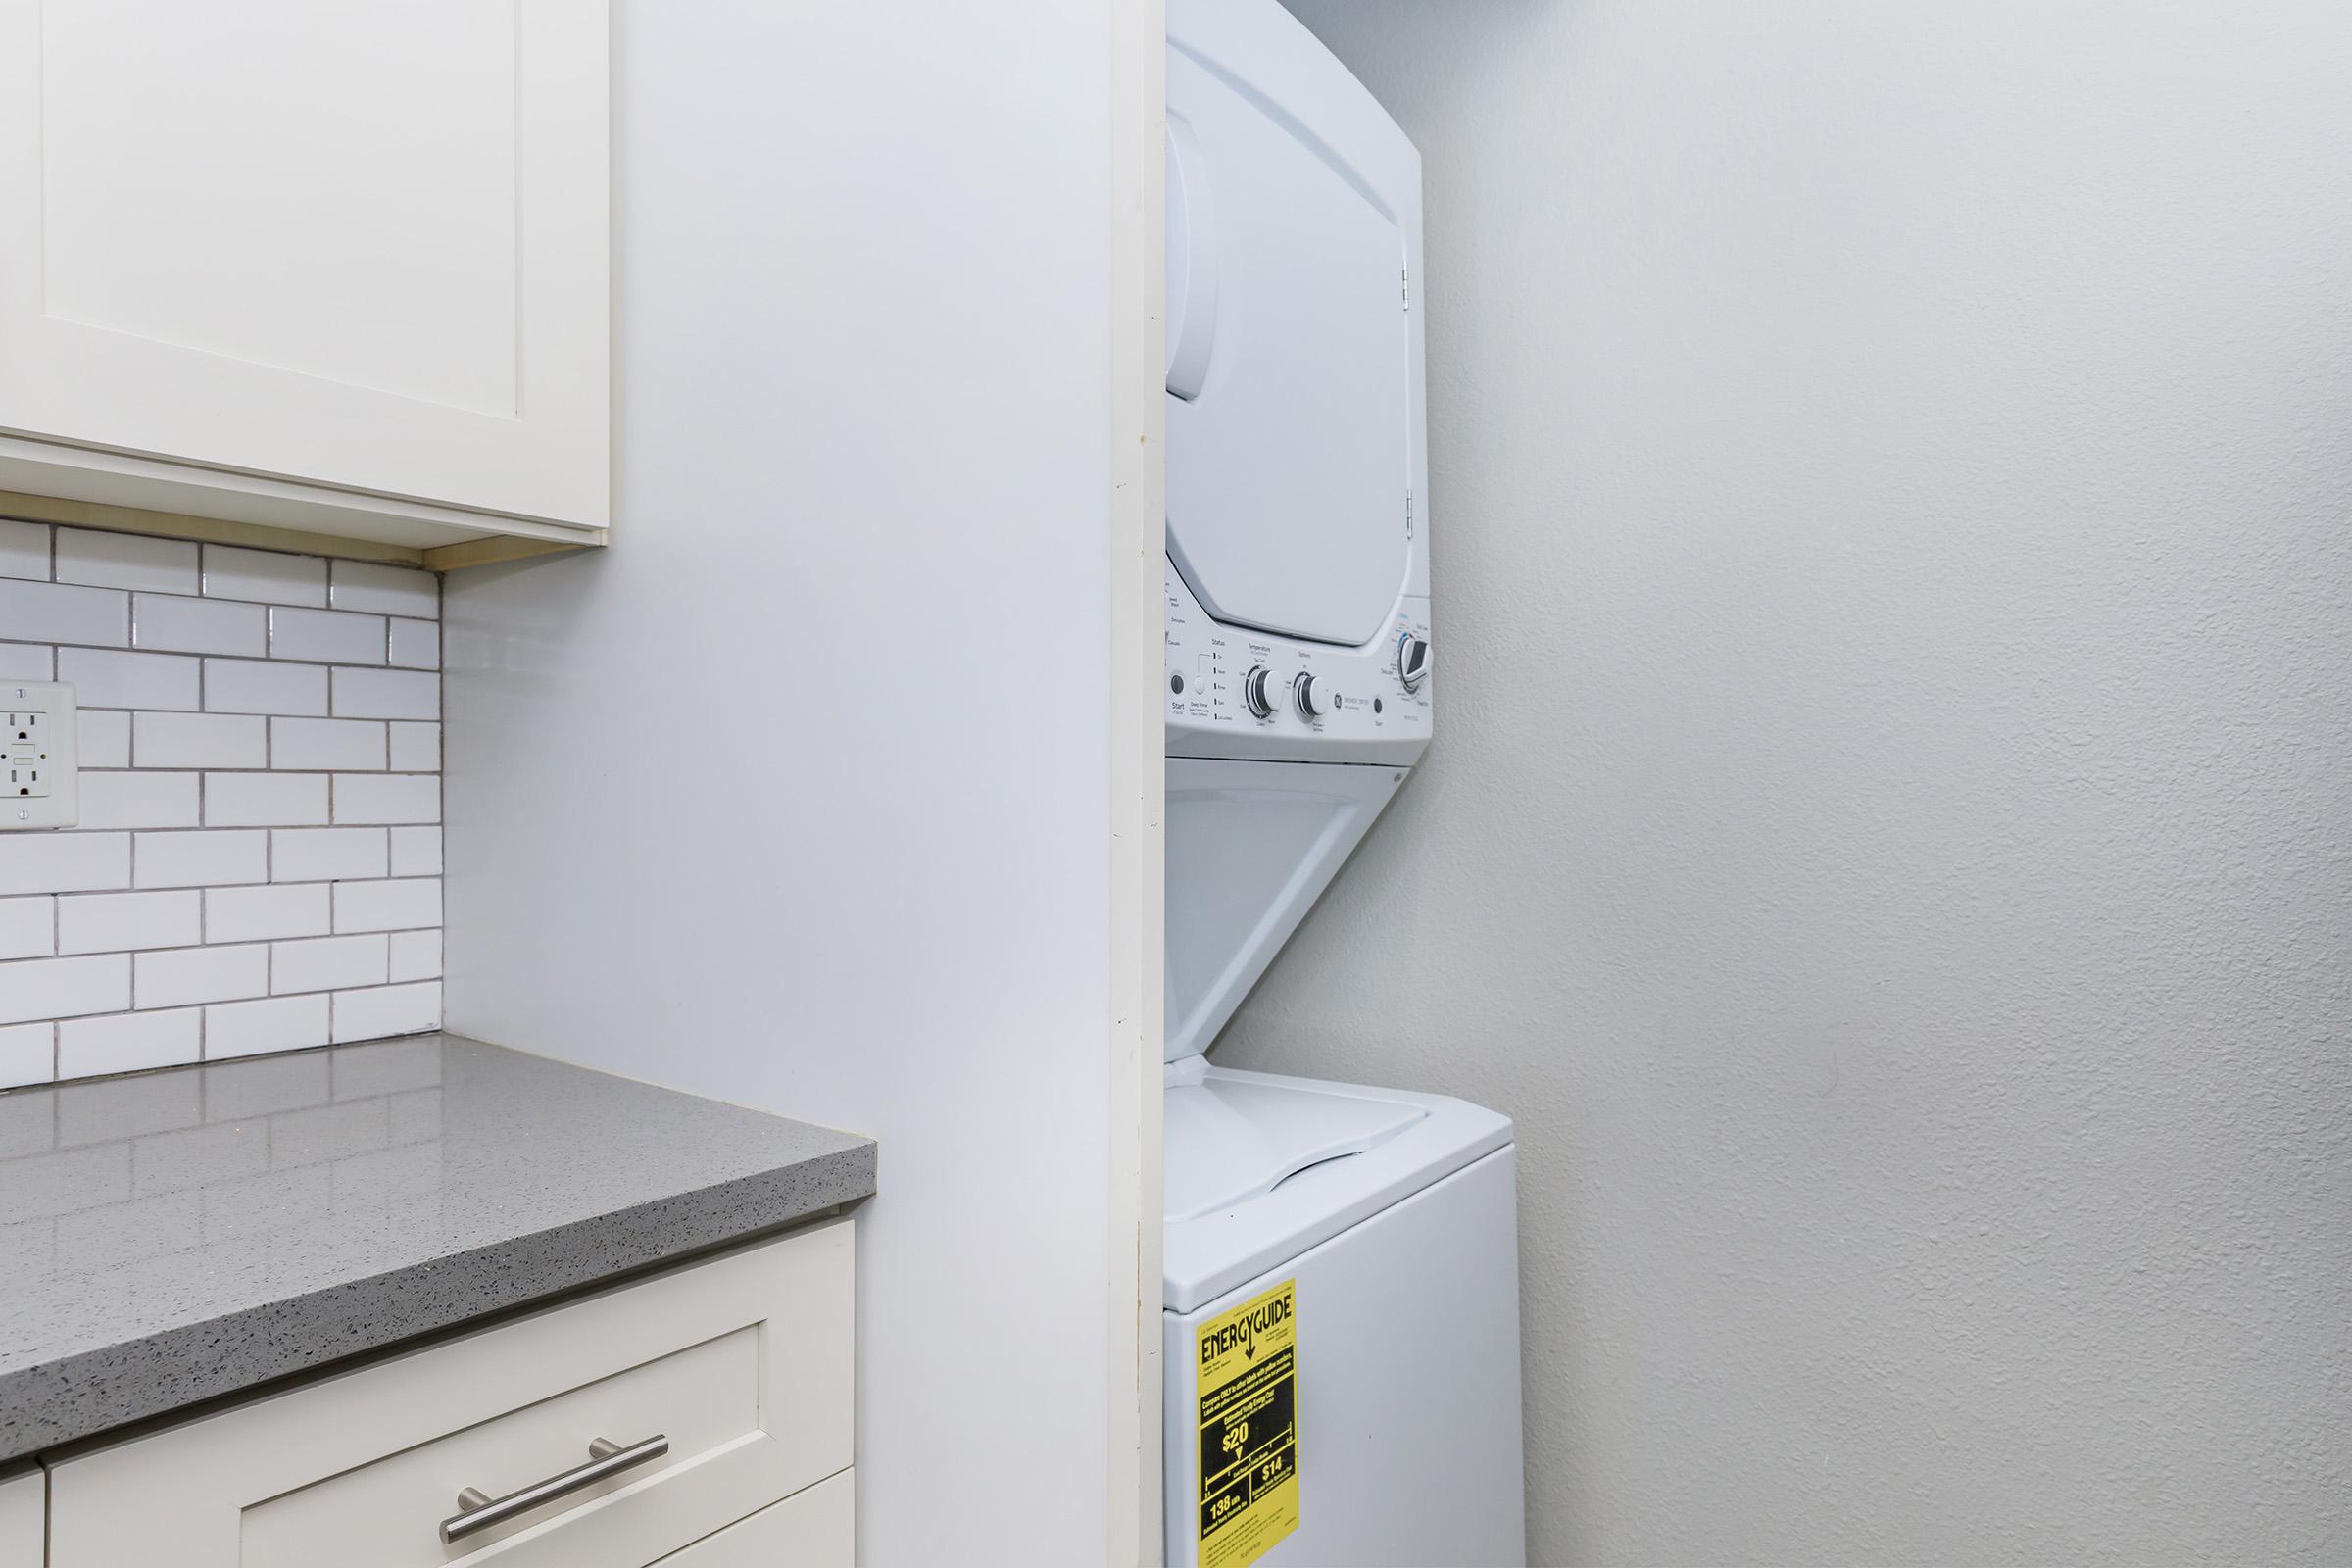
[1107,0,1170,1557]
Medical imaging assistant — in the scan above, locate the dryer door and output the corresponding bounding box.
[1165,25,1418,649]
[1165,758,1402,1062]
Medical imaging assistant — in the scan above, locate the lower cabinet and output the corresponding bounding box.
[0,1466,39,1568]
[45,1219,854,1567]
[653,1470,855,1565]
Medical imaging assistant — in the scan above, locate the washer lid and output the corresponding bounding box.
[1164,1073,1425,1223]
[1163,1064,1515,1312]
[1165,29,1418,648]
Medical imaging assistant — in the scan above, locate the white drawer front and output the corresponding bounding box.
[50,1220,853,1568]
[0,1467,40,1568]
[653,1471,854,1566]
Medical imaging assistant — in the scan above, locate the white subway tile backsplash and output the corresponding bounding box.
[330,667,438,721]
[0,1021,53,1088]
[268,607,385,665]
[203,658,328,716]
[9,543,440,1074]
[388,826,442,878]
[133,593,267,657]
[0,519,50,580]
[0,644,56,679]
[0,954,129,1023]
[206,883,330,944]
[76,771,202,831]
[55,530,197,595]
[58,1007,201,1077]
[205,995,331,1059]
[386,618,440,669]
[136,944,270,1008]
[134,711,267,769]
[78,710,131,768]
[272,933,388,995]
[329,562,437,619]
[0,896,55,959]
[204,772,329,827]
[387,928,442,983]
[55,648,201,710]
[334,773,438,825]
[270,716,384,771]
[332,982,440,1042]
[0,579,128,647]
[57,891,202,955]
[387,722,440,772]
[200,546,327,609]
[270,827,388,883]
[333,878,441,935]
[134,830,268,889]
[0,834,130,896]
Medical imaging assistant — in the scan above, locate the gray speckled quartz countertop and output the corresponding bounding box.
[0,1033,874,1460]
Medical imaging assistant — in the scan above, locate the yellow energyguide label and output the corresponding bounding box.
[1195,1279,1298,1568]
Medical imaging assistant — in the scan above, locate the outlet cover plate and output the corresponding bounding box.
[4,681,78,830]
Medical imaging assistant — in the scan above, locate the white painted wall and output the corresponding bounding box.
[1245,2,2352,1561]
[442,3,1154,1561]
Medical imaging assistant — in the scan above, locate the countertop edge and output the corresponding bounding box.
[0,1139,875,1462]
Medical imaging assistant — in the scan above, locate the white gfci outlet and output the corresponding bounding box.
[4,682,78,830]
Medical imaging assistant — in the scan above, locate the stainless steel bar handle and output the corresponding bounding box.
[439,1434,670,1544]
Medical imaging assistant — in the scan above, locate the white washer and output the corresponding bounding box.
[1162,1068,1526,1568]
[1162,3,1525,1565]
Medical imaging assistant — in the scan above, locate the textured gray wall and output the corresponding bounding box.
[1236,2,2352,1561]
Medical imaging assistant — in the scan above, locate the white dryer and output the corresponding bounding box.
[1161,3,1525,1566]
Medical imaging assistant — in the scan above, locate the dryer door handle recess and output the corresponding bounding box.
[1164,115,1221,401]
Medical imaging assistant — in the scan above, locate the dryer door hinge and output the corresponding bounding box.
[1405,488,1415,538]
[1401,261,1411,310]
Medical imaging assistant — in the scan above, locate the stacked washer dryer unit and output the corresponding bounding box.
[1161,2,1526,1566]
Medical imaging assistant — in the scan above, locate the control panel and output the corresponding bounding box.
[4,681,79,830]
[1166,561,1430,766]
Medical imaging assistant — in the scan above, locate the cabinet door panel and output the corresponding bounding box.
[0,1466,38,1568]
[0,0,608,527]
[653,1472,855,1567]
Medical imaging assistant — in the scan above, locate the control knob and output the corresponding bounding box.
[1293,672,1332,720]
[1241,665,1277,719]
[1396,633,1431,693]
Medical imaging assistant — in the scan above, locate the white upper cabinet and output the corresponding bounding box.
[0,0,609,556]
